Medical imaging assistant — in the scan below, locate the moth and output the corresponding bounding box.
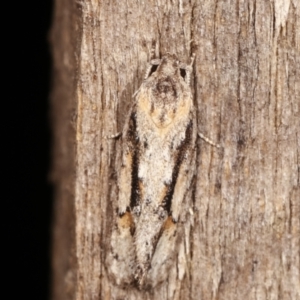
[107,53,199,289]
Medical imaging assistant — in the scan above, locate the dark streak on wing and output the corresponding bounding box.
[150,102,154,113]
[162,119,193,214]
[127,111,140,211]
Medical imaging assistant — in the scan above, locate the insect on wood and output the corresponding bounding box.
[106,52,213,289]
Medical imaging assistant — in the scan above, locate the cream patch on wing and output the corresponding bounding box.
[137,92,192,131]
[118,212,134,228]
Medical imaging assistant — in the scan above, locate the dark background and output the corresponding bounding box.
[10,1,53,298]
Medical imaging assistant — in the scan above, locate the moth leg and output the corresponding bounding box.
[144,58,161,80]
[106,132,122,139]
[134,55,161,97]
[179,53,195,86]
[198,132,220,148]
[142,45,161,79]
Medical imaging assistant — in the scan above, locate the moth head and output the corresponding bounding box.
[156,53,180,77]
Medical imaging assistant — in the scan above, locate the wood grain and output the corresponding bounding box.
[51,1,300,299]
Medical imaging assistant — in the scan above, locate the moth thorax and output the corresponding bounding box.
[154,77,177,103]
[157,54,179,76]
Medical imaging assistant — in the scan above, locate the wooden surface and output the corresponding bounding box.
[51,0,300,299]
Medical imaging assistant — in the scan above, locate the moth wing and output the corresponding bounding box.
[106,104,138,286]
[146,217,177,287]
[118,104,137,214]
[171,111,197,222]
[106,212,135,286]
